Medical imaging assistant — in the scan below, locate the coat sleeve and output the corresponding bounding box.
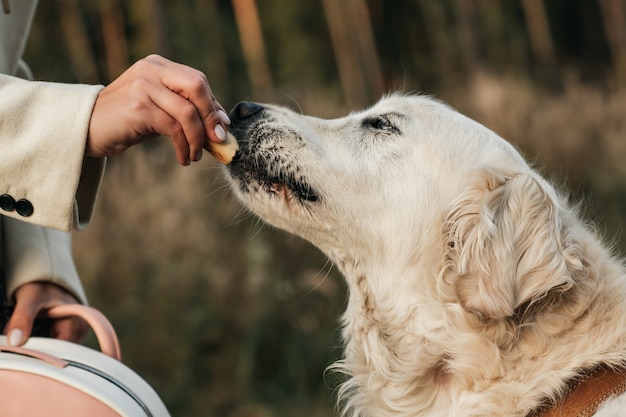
[2,216,88,305]
[0,74,106,232]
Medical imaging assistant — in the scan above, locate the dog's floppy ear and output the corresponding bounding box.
[443,169,581,319]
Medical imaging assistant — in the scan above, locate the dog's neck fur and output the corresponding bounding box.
[330,226,626,417]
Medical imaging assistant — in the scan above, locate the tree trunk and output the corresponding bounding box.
[345,0,385,102]
[127,0,168,59]
[421,1,456,84]
[455,0,482,73]
[520,0,556,66]
[321,0,366,107]
[231,0,273,98]
[100,0,129,81]
[194,0,227,82]
[598,0,626,85]
[55,0,99,83]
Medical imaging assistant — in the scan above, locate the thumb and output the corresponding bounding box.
[4,302,37,347]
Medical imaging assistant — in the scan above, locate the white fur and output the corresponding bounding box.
[225,94,626,416]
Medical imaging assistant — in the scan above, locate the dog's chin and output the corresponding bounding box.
[228,161,319,204]
[225,161,319,239]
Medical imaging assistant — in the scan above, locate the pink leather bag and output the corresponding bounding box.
[0,304,171,417]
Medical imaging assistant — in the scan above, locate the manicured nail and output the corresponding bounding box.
[8,329,23,346]
[217,109,231,125]
[214,124,226,141]
[184,157,191,166]
[194,150,203,161]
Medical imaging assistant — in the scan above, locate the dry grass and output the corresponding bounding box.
[451,73,626,183]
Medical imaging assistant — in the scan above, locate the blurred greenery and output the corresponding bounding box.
[22,1,626,416]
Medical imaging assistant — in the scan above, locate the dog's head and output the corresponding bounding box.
[225,94,582,319]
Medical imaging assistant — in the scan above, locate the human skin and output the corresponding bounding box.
[5,282,89,345]
[87,54,231,166]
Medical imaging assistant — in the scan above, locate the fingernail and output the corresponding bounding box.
[214,124,226,141]
[194,150,203,161]
[8,329,23,346]
[184,157,191,166]
[217,109,231,125]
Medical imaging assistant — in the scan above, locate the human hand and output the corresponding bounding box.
[4,282,89,346]
[86,54,231,166]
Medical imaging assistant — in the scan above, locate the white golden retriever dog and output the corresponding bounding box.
[224,94,626,416]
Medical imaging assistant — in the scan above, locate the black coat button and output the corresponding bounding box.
[0,194,15,212]
[15,199,34,217]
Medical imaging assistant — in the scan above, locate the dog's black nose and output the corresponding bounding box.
[230,101,264,120]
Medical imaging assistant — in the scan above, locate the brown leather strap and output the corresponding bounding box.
[530,365,626,417]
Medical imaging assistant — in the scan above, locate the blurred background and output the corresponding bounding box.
[24,0,626,416]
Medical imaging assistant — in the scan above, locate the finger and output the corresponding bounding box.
[147,85,207,162]
[144,55,216,115]
[141,55,228,144]
[5,301,38,346]
[217,108,232,126]
[129,93,192,165]
[206,100,230,144]
[169,125,194,166]
[50,316,89,343]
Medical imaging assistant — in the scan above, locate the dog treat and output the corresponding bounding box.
[208,131,239,164]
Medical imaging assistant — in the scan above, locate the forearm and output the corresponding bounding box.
[0,74,105,232]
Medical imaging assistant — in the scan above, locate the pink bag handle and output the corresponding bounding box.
[44,305,122,361]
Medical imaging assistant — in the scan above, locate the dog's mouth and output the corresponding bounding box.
[226,102,319,204]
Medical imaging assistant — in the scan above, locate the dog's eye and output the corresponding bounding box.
[363,115,398,133]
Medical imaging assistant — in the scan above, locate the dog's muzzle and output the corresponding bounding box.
[225,102,319,203]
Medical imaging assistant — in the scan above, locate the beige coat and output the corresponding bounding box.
[0,0,106,303]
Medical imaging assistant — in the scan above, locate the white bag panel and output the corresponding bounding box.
[0,335,171,417]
